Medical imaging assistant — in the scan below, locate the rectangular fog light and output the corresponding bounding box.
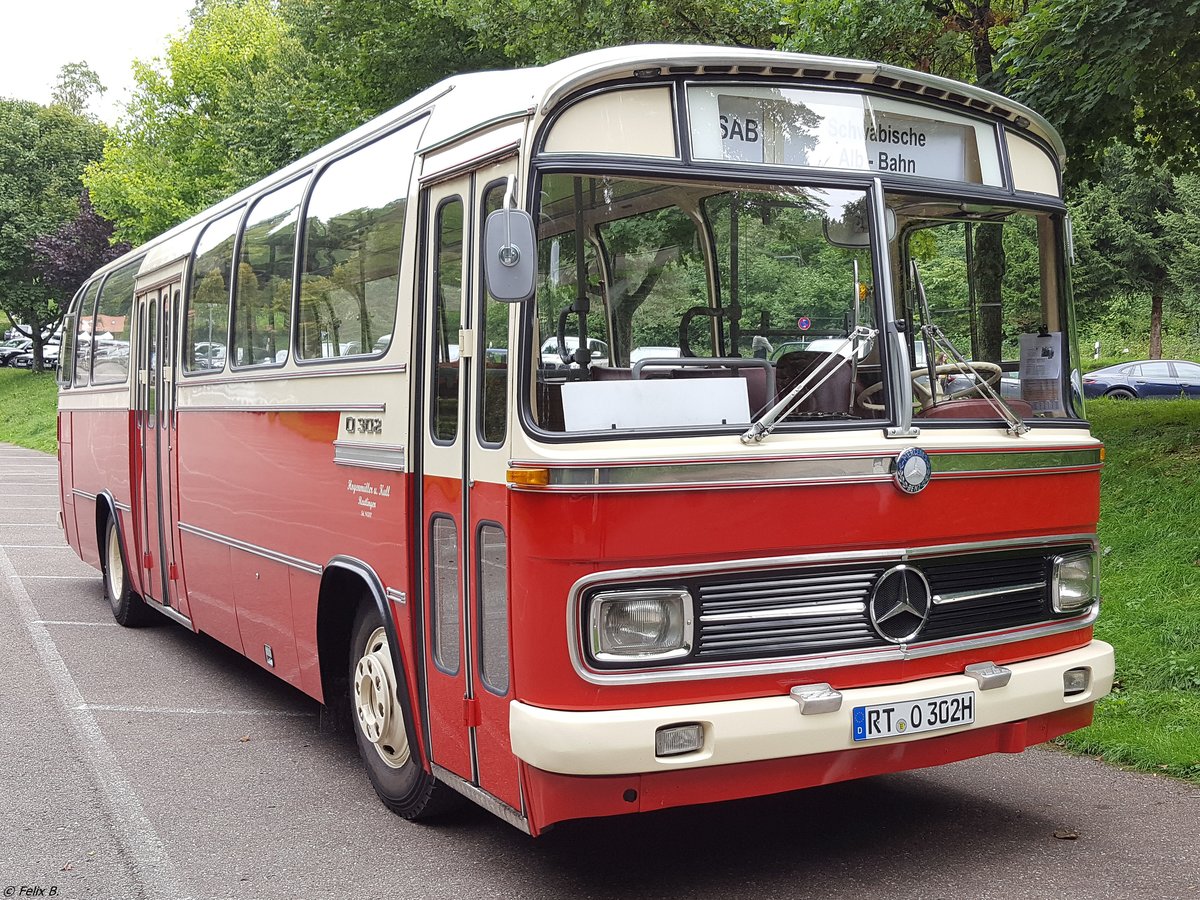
[655,723,704,757]
[1063,667,1091,696]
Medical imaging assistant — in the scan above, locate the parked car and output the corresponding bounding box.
[10,341,60,370]
[0,337,32,366]
[1082,359,1200,399]
[540,335,608,368]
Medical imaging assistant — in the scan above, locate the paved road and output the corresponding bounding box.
[2,443,1197,900]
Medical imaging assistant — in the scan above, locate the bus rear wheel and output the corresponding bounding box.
[102,515,152,627]
[349,603,458,820]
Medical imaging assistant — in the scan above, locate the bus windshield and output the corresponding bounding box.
[527,173,1078,437]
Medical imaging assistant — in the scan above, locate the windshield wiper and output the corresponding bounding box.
[910,261,1028,436]
[740,326,877,444]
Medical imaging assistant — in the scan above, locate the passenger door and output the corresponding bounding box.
[418,161,522,811]
[133,275,188,617]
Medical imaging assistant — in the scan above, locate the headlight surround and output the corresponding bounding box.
[589,589,693,662]
[1052,550,1099,613]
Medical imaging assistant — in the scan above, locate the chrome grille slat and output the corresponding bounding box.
[702,573,877,598]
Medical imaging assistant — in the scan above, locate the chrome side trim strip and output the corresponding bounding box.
[114,501,132,513]
[509,448,1102,492]
[430,764,530,834]
[60,385,130,397]
[566,533,1097,686]
[177,522,323,575]
[385,588,407,606]
[333,441,407,473]
[178,403,386,414]
[145,595,194,630]
[933,581,1047,606]
[178,363,406,387]
[72,489,98,502]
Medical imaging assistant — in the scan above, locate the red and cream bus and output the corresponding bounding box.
[57,45,1113,835]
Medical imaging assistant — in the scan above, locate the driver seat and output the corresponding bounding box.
[774,351,854,415]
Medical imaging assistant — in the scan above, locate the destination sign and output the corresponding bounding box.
[692,87,1001,186]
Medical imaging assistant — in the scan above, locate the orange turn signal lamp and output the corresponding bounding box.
[506,467,549,486]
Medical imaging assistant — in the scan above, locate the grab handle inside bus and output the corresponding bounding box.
[484,176,537,303]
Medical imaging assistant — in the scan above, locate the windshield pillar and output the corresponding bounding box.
[872,178,916,438]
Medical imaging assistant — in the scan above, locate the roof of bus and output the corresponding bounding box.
[95,44,1064,282]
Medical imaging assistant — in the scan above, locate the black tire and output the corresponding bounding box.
[101,515,153,627]
[1105,388,1136,400]
[348,602,460,820]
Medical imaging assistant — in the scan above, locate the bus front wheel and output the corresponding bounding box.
[101,515,152,627]
[349,603,458,820]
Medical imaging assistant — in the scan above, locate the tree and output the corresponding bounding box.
[31,192,130,298]
[51,62,106,117]
[430,0,782,65]
[1069,144,1181,359]
[0,100,106,370]
[281,0,510,121]
[85,0,345,245]
[1000,0,1200,179]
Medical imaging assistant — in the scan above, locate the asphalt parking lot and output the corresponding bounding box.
[2,442,1198,900]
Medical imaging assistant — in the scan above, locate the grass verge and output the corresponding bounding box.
[0,368,58,453]
[1057,399,1200,783]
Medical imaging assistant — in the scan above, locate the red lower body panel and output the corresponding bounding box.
[521,704,1092,834]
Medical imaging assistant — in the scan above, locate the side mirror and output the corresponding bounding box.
[484,207,537,303]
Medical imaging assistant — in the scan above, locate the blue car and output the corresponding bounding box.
[1082,359,1200,399]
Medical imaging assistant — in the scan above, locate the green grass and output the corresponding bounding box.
[0,368,58,453]
[0,367,1196,780]
[1057,399,1200,783]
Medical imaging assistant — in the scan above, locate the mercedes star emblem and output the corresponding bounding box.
[893,446,932,494]
[869,565,932,643]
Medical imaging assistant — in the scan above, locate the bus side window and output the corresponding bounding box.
[73,281,100,387]
[91,260,140,386]
[185,207,241,375]
[479,181,508,445]
[233,178,307,368]
[57,286,83,388]
[298,124,420,361]
[432,197,464,443]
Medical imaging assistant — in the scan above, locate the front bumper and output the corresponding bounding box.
[511,639,1113,776]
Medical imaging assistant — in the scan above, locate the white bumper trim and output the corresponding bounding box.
[510,640,1113,775]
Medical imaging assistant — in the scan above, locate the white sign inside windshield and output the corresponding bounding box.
[695,87,1000,185]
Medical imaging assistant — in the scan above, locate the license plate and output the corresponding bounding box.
[852,691,975,742]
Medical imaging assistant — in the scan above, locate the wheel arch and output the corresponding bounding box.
[317,557,427,767]
[95,491,132,585]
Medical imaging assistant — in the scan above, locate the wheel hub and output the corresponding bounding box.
[353,627,410,768]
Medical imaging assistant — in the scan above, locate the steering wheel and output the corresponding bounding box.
[858,362,1003,411]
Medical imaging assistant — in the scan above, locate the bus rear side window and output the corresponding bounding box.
[298,125,419,361]
[73,281,100,386]
[91,260,139,386]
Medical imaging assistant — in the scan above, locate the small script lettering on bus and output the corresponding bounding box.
[346,478,392,519]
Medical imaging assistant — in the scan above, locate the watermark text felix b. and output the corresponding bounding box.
[3,887,58,897]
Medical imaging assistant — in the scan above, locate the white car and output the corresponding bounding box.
[541,336,608,368]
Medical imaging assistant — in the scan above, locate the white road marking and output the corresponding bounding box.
[0,544,182,896]
[2,544,72,549]
[34,620,120,627]
[78,703,315,718]
[17,574,98,579]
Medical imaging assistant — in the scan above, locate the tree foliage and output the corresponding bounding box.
[0,100,106,367]
[430,0,783,64]
[31,192,130,298]
[282,0,510,121]
[1000,0,1200,179]
[51,62,106,117]
[84,0,344,245]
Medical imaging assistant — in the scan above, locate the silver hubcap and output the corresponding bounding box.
[105,526,124,608]
[353,626,410,769]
